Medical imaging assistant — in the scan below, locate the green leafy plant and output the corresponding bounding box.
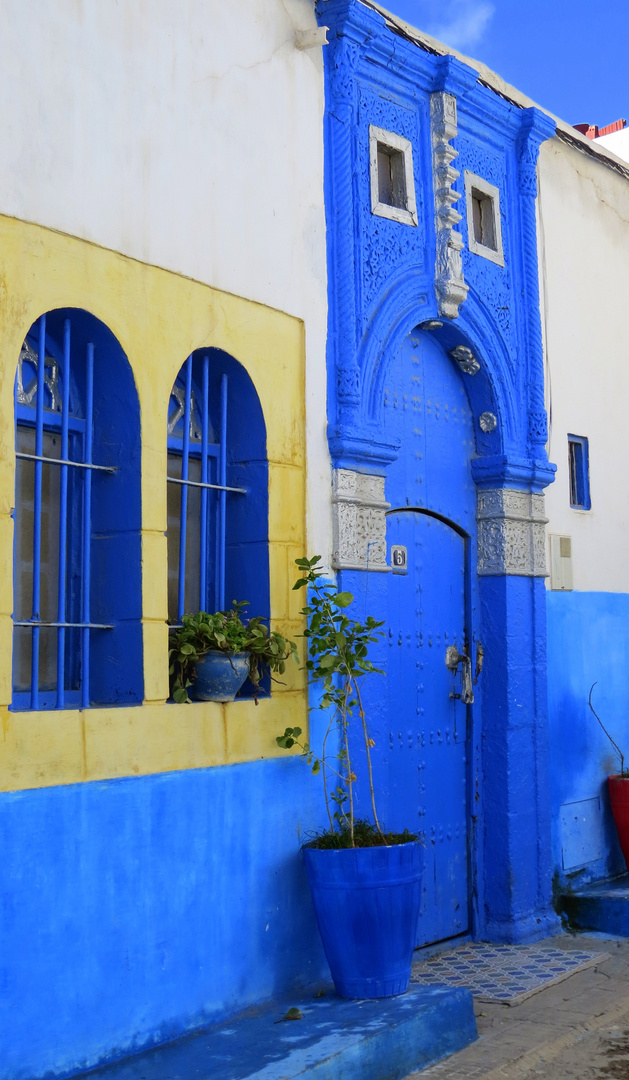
[276,556,417,849]
[169,601,297,704]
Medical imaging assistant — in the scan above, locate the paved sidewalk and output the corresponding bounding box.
[404,935,629,1080]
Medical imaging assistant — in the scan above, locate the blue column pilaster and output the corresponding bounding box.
[476,488,560,940]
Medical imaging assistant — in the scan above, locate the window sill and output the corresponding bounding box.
[468,239,505,267]
[371,200,418,227]
[0,692,306,793]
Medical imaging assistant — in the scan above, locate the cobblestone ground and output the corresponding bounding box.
[404,935,629,1080]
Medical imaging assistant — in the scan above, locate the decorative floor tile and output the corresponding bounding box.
[410,943,608,1005]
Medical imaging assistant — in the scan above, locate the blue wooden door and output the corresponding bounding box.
[380,329,477,947]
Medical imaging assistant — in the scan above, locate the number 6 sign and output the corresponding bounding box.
[391,545,407,574]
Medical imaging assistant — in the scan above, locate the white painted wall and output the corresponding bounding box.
[538,137,629,592]
[595,127,629,165]
[0,0,331,562]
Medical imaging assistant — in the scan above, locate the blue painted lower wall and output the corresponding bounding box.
[0,759,329,1080]
[9,590,628,1080]
[547,591,629,891]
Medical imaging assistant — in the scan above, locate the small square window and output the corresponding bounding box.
[568,434,591,510]
[369,125,417,226]
[471,189,496,250]
[464,171,504,266]
[377,144,406,209]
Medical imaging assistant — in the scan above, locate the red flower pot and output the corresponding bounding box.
[607,775,629,870]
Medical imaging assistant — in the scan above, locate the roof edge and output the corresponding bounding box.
[350,0,629,183]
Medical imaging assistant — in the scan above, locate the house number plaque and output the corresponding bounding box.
[391,545,408,574]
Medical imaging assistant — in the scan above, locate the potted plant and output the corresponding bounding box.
[169,602,297,704]
[276,557,423,1000]
[589,682,629,868]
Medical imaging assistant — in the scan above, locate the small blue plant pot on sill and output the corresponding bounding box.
[192,651,250,702]
[303,840,423,999]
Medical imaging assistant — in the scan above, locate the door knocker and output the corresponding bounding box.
[445,645,474,705]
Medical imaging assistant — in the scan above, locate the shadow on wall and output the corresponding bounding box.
[547,591,629,888]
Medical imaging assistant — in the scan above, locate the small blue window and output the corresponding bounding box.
[13,309,143,710]
[568,434,591,510]
[167,349,269,671]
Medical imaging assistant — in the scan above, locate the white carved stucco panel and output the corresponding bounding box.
[477,488,548,576]
[332,469,390,571]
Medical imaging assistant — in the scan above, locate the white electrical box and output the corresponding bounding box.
[549,534,573,591]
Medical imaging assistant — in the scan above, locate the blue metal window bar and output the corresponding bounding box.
[13,314,115,710]
[167,355,246,623]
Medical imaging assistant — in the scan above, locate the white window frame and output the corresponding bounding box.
[369,125,418,227]
[464,171,504,266]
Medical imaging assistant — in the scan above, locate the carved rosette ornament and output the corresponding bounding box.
[477,489,548,576]
[479,411,497,433]
[430,92,468,319]
[331,469,390,572]
[450,345,480,375]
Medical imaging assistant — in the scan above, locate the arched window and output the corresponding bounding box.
[167,349,269,680]
[13,310,143,710]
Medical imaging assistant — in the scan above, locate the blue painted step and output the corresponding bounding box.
[77,985,477,1080]
[560,875,629,936]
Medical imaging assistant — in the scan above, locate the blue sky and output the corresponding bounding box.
[380,0,629,127]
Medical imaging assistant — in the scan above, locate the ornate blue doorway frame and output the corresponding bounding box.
[320,0,560,942]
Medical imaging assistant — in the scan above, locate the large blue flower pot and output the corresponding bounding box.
[192,651,250,702]
[303,840,423,999]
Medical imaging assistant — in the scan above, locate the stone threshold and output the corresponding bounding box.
[72,984,477,1080]
[559,873,629,936]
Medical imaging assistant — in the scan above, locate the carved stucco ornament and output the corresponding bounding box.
[450,345,480,375]
[479,411,497,433]
[332,469,390,572]
[17,340,62,412]
[430,92,468,319]
[168,384,203,441]
[477,489,547,577]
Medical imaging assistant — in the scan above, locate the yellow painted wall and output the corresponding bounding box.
[0,214,307,793]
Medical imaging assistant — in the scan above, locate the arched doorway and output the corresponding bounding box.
[380,327,479,947]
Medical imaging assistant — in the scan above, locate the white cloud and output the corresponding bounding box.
[410,0,495,52]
